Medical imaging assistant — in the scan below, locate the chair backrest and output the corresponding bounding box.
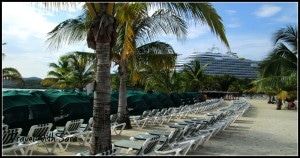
[148,109,158,117]
[2,128,22,148]
[27,123,53,141]
[157,128,182,151]
[141,110,151,118]
[2,124,9,131]
[84,117,93,132]
[177,125,192,142]
[177,139,195,156]
[61,119,84,136]
[136,135,160,155]
[110,114,118,124]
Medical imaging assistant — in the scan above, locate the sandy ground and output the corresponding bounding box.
[5,98,298,156]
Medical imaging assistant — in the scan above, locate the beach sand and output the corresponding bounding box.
[7,98,298,156]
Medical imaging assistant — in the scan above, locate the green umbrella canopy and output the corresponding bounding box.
[126,91,149,115]
[141,92,164,110]
[170,92,184,107]
[152,92,175,109]
[42,90,92,126]
[2,90,55,135]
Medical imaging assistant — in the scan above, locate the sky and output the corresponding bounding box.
[2,2,298,79]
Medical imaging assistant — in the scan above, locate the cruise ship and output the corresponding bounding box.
[175,46,260,79]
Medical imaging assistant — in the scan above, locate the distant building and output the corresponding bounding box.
[175,46,261,79]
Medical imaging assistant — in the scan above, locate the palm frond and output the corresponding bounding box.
[149,2,230,49]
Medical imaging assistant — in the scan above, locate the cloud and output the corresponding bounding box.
[2,2,58,40]
[2,2,87,78]
[225,9,237,15]
[187,24,210,39]
[227,23,241,28]
[253,4,282,17]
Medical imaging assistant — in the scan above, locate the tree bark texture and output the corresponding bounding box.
[117,60,132,129]
[90,42,112,155]
[87,11,116,155]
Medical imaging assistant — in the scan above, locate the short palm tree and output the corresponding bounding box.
[181,60,208,92]
[145,68,184,95]
[2,67,25,86]
[41,51,95,91]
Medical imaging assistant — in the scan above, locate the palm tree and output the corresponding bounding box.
[41,56,71,90]
[42,51,95,91]
[2,67,25,86]
[129,41,178,88]
[85,3,116,154]
[217,74,237,91]
[181,60,208,92]
[254,25,297,109]
[43,2,230,154]
[114,5,187,128]
[145,68,184,95]
[63,51,96,91]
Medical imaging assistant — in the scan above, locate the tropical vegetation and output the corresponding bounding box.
[41,51,95,91]
[2,67,25,86]
[253,25,297,108]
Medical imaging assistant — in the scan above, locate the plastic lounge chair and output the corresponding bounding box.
[110,114,126,135]
[77,117,93,146]
[20,123,53,155]
[2,128,32,155]
[129,110,151,129]
[154,139,195,156]
[113,135,161,155]
[50,119,84,153]
[154,128,183,151]
[154,127,195,155]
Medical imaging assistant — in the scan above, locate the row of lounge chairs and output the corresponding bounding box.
[2,113,126,155]
[3,98,249,156]
[101,98,250,156]
[129,99,223,129]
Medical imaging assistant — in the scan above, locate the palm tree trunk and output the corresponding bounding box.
[90,42,112,155]
[276,98,282,110]
[268,95,272,104]
[117,60,132,129]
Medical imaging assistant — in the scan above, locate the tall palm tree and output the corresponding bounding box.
[85,3,116,154]
[254,25,297,109]
[43,2,230,154]
[114,6,186,128]
[2,67,25,86]
[181,60,208,92]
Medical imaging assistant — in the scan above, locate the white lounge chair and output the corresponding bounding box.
[50,119,84,153]
[154,139,195,156]
[20,123,53,155]
[2,128,33,155]
[110,114,126,135]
